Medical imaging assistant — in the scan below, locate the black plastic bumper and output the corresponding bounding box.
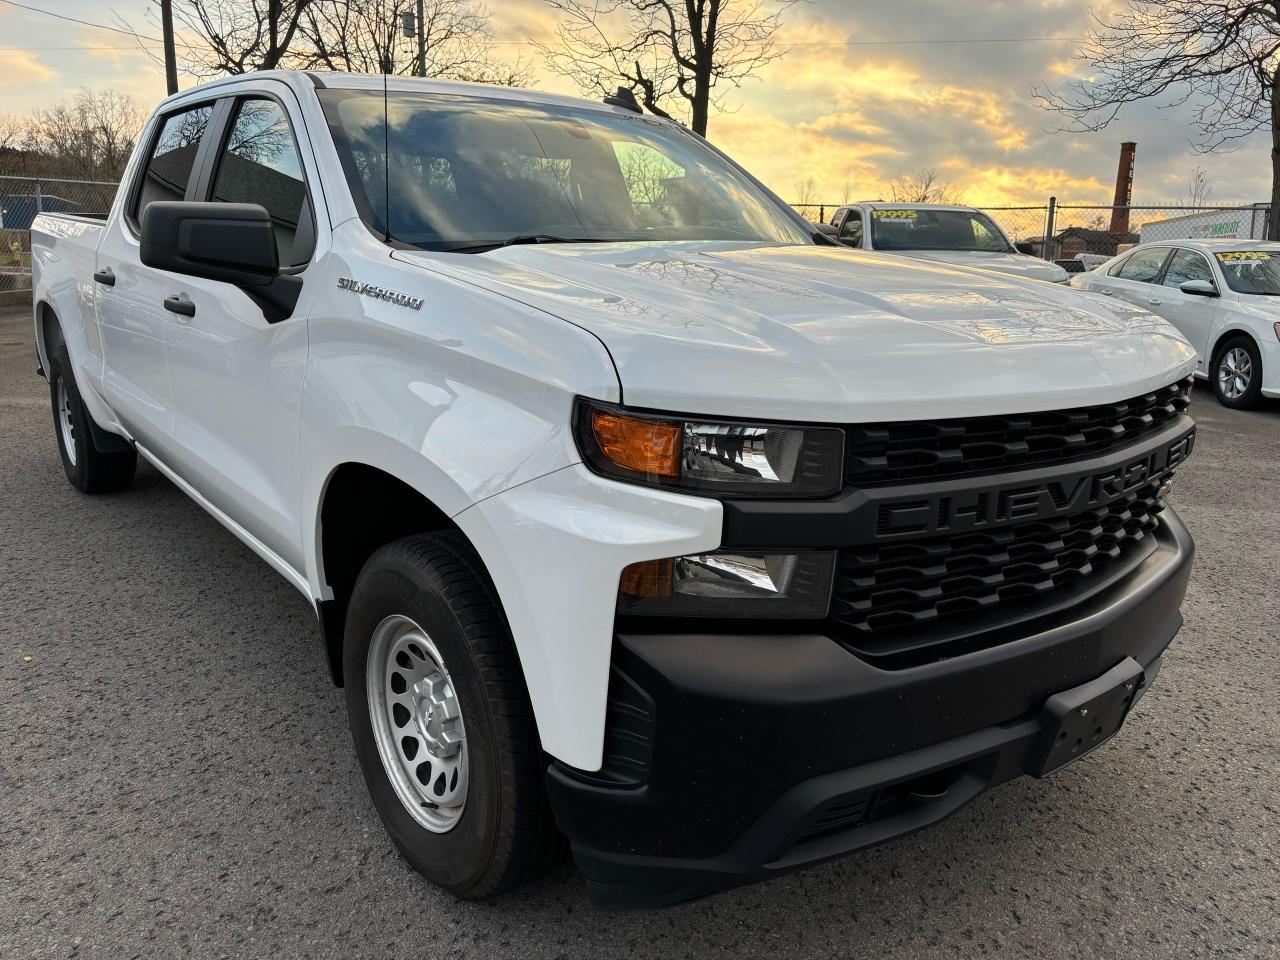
[547,508,1194,909]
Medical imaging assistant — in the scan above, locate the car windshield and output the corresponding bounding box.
[869,208,1013,253]
[1213,250,1280,295]
[318,89,813,252]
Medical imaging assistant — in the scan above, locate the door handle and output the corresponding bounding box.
[93,267,115,286]
[1146,298,1162,305]
[163,293,196,318]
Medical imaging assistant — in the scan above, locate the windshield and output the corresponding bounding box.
[869,208,1013,253]
[1214,250,1280,295]
[318,89,812,251]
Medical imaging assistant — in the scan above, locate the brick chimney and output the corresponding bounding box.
[1109,141,1136,236]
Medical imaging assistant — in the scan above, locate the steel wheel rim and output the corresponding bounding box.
[1218,347,1252,400]
[366,614,468,832]
[57,377,77,466]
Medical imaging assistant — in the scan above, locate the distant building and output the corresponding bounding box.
[1027,227,1139,260]
[0,193,83,231]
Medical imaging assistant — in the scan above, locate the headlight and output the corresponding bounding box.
[618,551,836,618]
[573,399,844,497]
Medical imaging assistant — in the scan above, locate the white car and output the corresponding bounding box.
[30,71,1197,909]
[828,202,1070,283]
[1072,239,1280,408]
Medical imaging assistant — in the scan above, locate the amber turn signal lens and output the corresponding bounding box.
[619,559,675,599]
[591,410,682,477]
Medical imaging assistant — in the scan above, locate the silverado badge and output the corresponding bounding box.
[337,277,424,310]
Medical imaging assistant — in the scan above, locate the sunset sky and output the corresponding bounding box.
[0,0,1269,207]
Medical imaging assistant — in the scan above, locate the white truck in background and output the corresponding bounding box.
[30,71,1199,909]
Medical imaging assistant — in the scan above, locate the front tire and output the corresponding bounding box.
[343,532,555,899]
[1212,335,1264,409]
[47,344,136,493]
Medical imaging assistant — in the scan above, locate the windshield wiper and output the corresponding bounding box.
[443,235,614,254]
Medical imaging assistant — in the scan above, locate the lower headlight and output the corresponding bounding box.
[618,551,836,618]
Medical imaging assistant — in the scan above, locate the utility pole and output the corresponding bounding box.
[160,0,179,95]
[415,0,426,78]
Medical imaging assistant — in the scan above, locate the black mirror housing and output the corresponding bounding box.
[139,201,302,323]
[140,201,279,285]
[1014,241,1035,255]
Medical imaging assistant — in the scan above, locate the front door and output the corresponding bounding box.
[161,90,320,571]
[1154,248,1220,370]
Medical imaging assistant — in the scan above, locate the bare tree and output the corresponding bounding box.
[1186,163,1213,207]
[300,0,528,82]
[1032,1,1280,238]
[536,0,797,136]
[792,176,816,208]
[131,0,314,76]
[888,168,962,204]
[25,90,146,181]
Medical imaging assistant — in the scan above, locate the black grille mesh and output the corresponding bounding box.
[846,376,1193,485]
[832,483,1165,638]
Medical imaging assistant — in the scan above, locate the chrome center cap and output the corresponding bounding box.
[414,672,463,758]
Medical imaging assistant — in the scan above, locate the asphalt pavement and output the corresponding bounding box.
[1,306,1277,959]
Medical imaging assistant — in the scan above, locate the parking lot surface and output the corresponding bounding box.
[1,306,1277,959]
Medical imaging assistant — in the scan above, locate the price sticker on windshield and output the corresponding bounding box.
[1216,251,1272,262]
[872,210,918,222]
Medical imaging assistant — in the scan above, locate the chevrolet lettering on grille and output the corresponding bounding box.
[876,429,1195,538]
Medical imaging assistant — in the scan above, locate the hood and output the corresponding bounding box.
[890,249,1070,284]
[399,241,1196,423]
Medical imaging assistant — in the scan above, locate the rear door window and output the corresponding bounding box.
[133,104,215,223]
[1112,247,1170,283]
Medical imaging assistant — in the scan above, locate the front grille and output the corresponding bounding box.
[846,376,1193,485]
[831,481,1166,642]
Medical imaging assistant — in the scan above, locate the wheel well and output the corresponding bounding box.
[1209,328,1257,365]
[317,463,454,685]
[35,301,62,372]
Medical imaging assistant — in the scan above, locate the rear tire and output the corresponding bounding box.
[1212,335,1263,410]
[343,531,556,899]
[47,344,136,493]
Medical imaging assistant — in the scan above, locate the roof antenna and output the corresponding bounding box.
[603,86,642,114]
[382,70,391,243]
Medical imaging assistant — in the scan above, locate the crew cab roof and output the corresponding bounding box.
[858,202,982,212]
[153,69,636,118]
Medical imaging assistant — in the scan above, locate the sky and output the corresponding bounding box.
[0,0,1270,208]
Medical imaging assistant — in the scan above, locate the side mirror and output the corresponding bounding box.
[1179,279,1218,297]
[1014,242,1035,255]
[139,201,302,322]
[812,222,839,238]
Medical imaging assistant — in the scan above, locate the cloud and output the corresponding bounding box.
[0,49,57,87]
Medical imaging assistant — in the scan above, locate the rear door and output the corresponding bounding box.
[95,101,220,451]
[160,86,321,570]
[1096,246,1173,308]
[1153,248,1219,367]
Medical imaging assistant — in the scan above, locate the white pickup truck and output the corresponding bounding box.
[828,202,1071,284]
[32,71,1199,909]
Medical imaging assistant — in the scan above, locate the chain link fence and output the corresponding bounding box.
[1,180,1271,293]
[0,176,119,293]
[792,199,1272,272]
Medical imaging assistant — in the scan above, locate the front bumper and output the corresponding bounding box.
[547,507,1194,909]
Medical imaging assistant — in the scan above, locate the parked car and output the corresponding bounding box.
[32,71,1198,909]
[1071,239,1280,408]
[828,202,1070,283]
